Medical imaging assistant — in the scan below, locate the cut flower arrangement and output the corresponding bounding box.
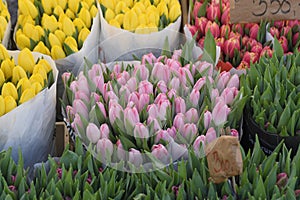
[15,0,98,60]
[62,40,247,171]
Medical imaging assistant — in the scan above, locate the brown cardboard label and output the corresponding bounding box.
[205,136,243,184]
[230,0,300,23]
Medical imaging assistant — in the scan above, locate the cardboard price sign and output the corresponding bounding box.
[230,0,300,23]
[205,136,243,184]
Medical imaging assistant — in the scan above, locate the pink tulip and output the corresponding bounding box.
[157,99,171,120]
[173,113,185,133]
[205,127,217,144]
[193,77,206,91]
[73,99,89,119]
[124,106,140,129]
[185,63,196,76]
[86,123,101,144]
[102,82,113,99]
[62,72,71,88]
[167,58,181,72]
[75,91,89,103]
[156,55,167,63]
[134,64,149,81]
[71,113,83,134]
[100,123,110,139]
[270,26,279,39]
[217,71,231,91]
[260,46,273,58]
[244,23,256,32]
[293,32,300,46]
[223,37,240,58]
[116,140,126,161]
[126,77,137,93]
[89,64,103,80]
[134,122,149,138]
[203,110,212,129]
[96,138,113,161]
[167,126,177,138]
[70,81,79,94]
[232,24,244,36]
[185,108,199,124]
[119,85,131,103]
[167,89,177,99]
[230,129,239,137]
[197,38,205,48]
[147,104,159,118]
[105,90,119,102]
[142,53,157,65]
[77,72,90,96]
[196,61,213,76]
[193,1,202,19]
[242,51,259,64]
[113,63,122,76]
[172,49,182,61]
[66,105,75,121]
[205,21,220,38]
[128,148,143,167]
[152,62,171,83]
[169,77,180,92]
[175,97,186,114]
[242,36,250,47]
[274,20,285,29]
[93,76,104,94]
[108,100,123,125]
[210,89,219,103]
[187,25,199,40]
[220,24,230,38]
[249,24,259,39]
[156,80,168,94]
[207,3,221,21]
[151,144,170,164]
[212,99,230,126]
[190,89,200,107]
[147,117,161,132]
[182,123,198,142]
[116,71,130,85]
[128,92,139,106]
[221,87,238,105]
[251,43,263,55]
[138,93,150,112]
[155,130,173,143]
[286,19,299,28]
[154,93,168,104]
[226,74,239,89]
[228,31,241,40]
[193,135,206,157]
[221,7,229,24]
[177,67,194,86]
[96,101,107,118]
[91,92,100,102]
[281,26,291,37]
[195,17,208,36]
[138,80,153,95]
[279,36,289,53]
[276,173,288,189]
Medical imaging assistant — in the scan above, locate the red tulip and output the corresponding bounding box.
[249,24,259,40]
[279,36,289,53]
[242,36,250,47]
[293,32,300,46]
[151,144,170,164]
[231,24,244,36]
[205,21,220,38]
[197,38,205,48]
[207,3,221,21]
[270,26,279,39]
[220,24,230,38]
[215,37,225,50]
[195,17,208,36]
[260,46,273,58]
[221,7,230,24]
[193,1,202,19]
[223,37,240,58]
[237,60,250,69]
[274,20,285,29]
[250,43,263,55]
[281,26,291,37]
[242,51,259,64]
[276,172,288,189]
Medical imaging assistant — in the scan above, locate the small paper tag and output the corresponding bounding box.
[205,136,243,184]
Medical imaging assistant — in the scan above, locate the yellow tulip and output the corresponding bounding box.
[105,8,115,23]
[41,14,59,32]
[0,69,4,87]
[78,7,92,28]
[1,82,18,100]
[68,0,80,13]
[146,5,158,14]
[4,96,17,113]
[90,5,98,18]
[33,64,47,80]
[80,1,89,10]
[138,13,147,25]
[64,36,78,49]
[0,28,3,42]
[54,30,66,44]
[73,18,86,32]
[132,2,145,15]
[1,9,10,20]
[42,0,54,15]
[153,0,160,6]
[58,13,67,23]
[123,0,133,8]
[62,17,76,36]
[78,28,90,44]
[16,33,30,49]
[51,45,66,60]
[53,5,64,17]
[115,1,128,14]
[147,10,159,27]
[31,82,43,95]
[84,0,95,8]
[0,16,7,31]
[37,59,52,73]
[55,0,67,10]
[18,48,35,74]
[49,33,62,48]
[100,0,116,10]
[19,88,35,104]
[142,0,151,8]
[1,58,15,79]
[29,73,44,87]
[17,14,35,26]
[147,23,158,33]
[168,3,181,22]
[18,0,38,19]
[157,1,169,18]
[0,44,9,61]
[12,65,27,84]
[123,10,138,31]
[109,19,121,28]
[16,77,31,93]
[135,24,149,34]
[115,14,124,26]
[0,95,5,116]
[23,23,40,42]
[35,26,45,39]
[65,9,75,20]
[33,41,51,55]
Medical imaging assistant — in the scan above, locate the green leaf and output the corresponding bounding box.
[198,1,208,17]
[201,30,216,65]
[254,176,266,199]
[60,151,79,169]
[277,106,291,132]
[273,37,284,61]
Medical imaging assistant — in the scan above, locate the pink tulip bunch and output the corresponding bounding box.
[63,46,245,170]
[267,20,300,53]
[188,0,271,70]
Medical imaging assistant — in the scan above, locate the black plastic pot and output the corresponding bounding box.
[241,111,300,156]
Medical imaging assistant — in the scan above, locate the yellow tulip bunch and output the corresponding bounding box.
[99,0,181,34]
[0,44,53,117]
[15,0,98,60]
[0,0,10,43]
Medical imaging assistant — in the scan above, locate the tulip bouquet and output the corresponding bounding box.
[267,20,300,53]
[186,0,270,70]
[62,40,247,171]
[242,38,300,154]
[0,0,11,47]
[15,0,98,60]
[99,0,181,33]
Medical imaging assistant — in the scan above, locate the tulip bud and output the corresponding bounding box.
[78,28,90,46]
[126,77,137,93]
[182,123,197,142]
[109,100,123,125]
[212,99,230,126]
[100,0,116,10]
[175,97,186,114]
[189,89,200,107]
[115,1,129,14]
[242,51,259,65]
[19,0,38,19]
[42,0,56,15]
[138,93,150,112]
[151,144,170,164]
[138,80,153,95]
[169,3,181,22]
[230,129,239,137]
[29,73,44,87]
[37,59,52,73]
[207,4,220,21]
[205,21,220,38]
[33,42,51,56]
[195,17,208,36]
[173,113,185,133]
[141,52,156,65]
[16,33,30,50]
[155,129,173,143]
[152,62,171,83]
[64,36,78,50]
[193,135,206,157]
[0,44,9,61]
[128,148,143,167]
[205,127,217,144]
[123,10,139,31]
[1,58,14,80]
[156,80,168,94]
[4,96,17,113]
[90,5,98,18]
[96,138,113,162]
[18,48,35,74]
[42,14,59,32]
[134,64,149,81]
[53,5,64,17]
[226,74,239,89]
[221,7,230,24]
[54,30,66,44]
[203,110,212,129]
[62,17,76,36]
[217,71,231,92]
[249,24,259,40]
[221,87,238,105]
[12,65,27,85]
[71,113,83,134]
[22,23,39,42]
[279,36,289,53]
[19,88,35,104]
[0,69,4,87]
[86,123,101,144]
[78,7,92,28]
[49,33,62,49]
[51,45,66,60]
[16,77,31,93]
[147,10,159,27]
[124,106,140,130]
[2,82,18,100]
[96,101,107,119]
[0,95,5,116]
[185,108,199,124]
[73,99,89,119]
[276,173,288,189]
[31,82,42,94]
[134,122,149,138]
[157,1,168,19]
[260,46,273,58]
[147,116,161,132]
